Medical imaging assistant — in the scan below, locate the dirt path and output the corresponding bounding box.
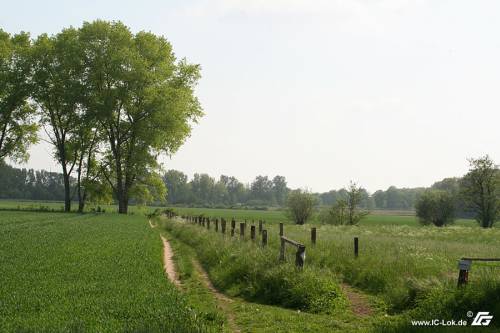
[161,236,182,288]
[192,259,241,333]
[148,220,181,288]
[341,283,373,317]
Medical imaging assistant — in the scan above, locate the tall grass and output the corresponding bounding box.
[161,218,348,314]
[163,215,500,329]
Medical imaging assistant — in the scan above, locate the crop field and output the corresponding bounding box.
[0,210,218,332]
[159,209,500,332]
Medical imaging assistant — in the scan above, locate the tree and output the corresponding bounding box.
[0,29,38,162]
[346,182,370,225]
[163,170,190,204]
[319,182,368,225]
[460,155,499,228]
[80,20,203,213]
[250,175,274,204]
[31,27,86,212]
[415,190,455,227]
[285,189,316,225]
[272,175,288,206]
[190,174,215,205]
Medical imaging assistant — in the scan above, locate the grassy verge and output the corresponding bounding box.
[0,211,219,332]
[160,217,348,314]
[161,227,379,333]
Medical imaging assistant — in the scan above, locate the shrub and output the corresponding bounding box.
[415,190,455,227]
[286,189,316,225]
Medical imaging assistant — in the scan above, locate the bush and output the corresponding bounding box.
[286,189,316,225]
[415,190,455,227]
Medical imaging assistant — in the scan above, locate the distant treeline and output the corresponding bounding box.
[162,170,471,216]
[0,162,469,215]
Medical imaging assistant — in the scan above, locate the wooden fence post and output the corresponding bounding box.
[240,223,245,239]
[296,245,306,268]
[262,229,267,247]
[221,219,226,234]
[258,220,263,234]
[280,237,285,261]
[207,218,210,230]
[279,223,284,237]
[251,225,256,241]
[457,259,471,287]
[311,227,316,245]
[354,237,359,257]
[215,219,219,232]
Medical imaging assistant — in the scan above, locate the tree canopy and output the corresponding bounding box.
[0,29,37,162]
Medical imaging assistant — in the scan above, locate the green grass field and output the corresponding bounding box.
[0,210,219,332]
[2,202,499,332]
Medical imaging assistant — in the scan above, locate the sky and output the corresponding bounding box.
[2,0,499,193]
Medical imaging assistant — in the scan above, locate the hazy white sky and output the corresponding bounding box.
[2,0,499,192]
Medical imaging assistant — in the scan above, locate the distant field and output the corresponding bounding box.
[0,210,218,332]
[170,206,478,227]
[0,200,479,227]
[0,199,156,214]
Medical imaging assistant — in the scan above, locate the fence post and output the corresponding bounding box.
[457,259,471,287]
[240,223,245,239]
[311,227,316,245]
[262,229,267,247]
[207,218,210,230]
[221,219,226,234]
[215,219,219,232]
[258,220,263,234]
[251,225,256,241]
[280,237,285,261]
[279,223,284,237]
[296,245,306,268]
[354,237,359,257]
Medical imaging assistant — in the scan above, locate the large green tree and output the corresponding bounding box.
[80,21,202,214]
[31,28,86,212]
[0,30,37,162]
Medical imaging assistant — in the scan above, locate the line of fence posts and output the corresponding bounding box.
[178,214,500,288]
[182,214,364,268]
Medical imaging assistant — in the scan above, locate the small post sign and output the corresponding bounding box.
[457,259,472,287]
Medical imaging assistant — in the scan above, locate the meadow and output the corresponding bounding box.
[0,210,219,332]
[159,209,500,332]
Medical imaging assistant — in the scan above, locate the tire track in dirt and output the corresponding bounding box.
[191,259,241,333]
[149,220,181,288]
[341,283,373,317]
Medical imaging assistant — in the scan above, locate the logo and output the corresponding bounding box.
[471,312,493,326]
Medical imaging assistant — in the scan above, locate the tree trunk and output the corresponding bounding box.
[118,191,128,214]
[62,168,71,212]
